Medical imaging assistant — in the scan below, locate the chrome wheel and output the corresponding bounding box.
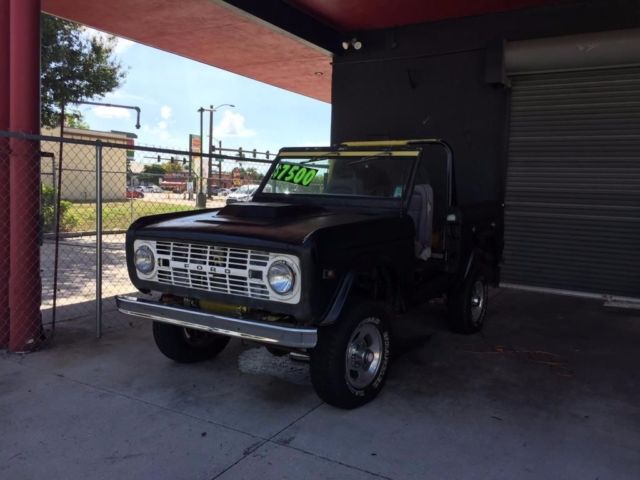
[470,280,486,325]
[345,318,384,390]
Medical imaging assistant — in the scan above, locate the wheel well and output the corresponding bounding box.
[474,227,501,264]
[352,266,396,304]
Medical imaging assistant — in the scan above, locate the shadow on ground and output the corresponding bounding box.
[2,289,639,480]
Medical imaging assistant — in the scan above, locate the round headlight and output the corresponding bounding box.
[134,245,155,274]
[267,261,295,295]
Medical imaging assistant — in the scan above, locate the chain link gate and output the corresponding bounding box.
[0,130,274,348]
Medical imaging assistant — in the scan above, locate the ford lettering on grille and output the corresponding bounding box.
[141,240,300,303]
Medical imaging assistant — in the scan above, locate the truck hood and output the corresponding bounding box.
[131,201,407,247]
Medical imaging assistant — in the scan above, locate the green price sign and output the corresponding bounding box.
[271,163,318,186]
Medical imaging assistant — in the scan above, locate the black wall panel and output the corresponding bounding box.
[332,52,506,207]
[330,0,640,296]
[331,0,640,206]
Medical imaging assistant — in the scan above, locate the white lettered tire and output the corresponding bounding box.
[310,300,391,409]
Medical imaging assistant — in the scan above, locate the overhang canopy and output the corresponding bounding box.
[288,0,558,32]
[43,0,561,103]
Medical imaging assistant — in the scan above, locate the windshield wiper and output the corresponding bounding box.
[346,153,391,166]
[300,157,330,165]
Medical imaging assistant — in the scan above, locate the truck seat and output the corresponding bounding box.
[408,184,433,260]
[326,177,362,195]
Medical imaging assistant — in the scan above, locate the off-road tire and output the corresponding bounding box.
[310,300,391,409]
[153,322,230,363]
[448,267,488,334]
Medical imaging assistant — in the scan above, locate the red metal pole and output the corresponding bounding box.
[0,0,10,348]
[9,0,42,351]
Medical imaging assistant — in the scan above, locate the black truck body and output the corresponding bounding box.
[117,139,502,408]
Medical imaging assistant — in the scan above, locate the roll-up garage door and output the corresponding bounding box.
[503,66,640,299]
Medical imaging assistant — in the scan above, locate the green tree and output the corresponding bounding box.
[143,164,167,175]
[163,161,184,173]
[138,163,166,185]
[240,167,264,182]
[64,113,90,129]
[41,14,127,128]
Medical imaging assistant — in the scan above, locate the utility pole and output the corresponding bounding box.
[207,105,214,197]
[196,104,235,205]
[218,140,223,188]
[196,107,206,208]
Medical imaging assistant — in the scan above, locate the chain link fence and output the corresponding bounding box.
[0,130,273,348]
[1,134,44,351]
[0,137,11,349]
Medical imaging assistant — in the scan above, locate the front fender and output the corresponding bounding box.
[318,271,355,326]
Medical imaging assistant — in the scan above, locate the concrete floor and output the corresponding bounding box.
[2,289,639,480]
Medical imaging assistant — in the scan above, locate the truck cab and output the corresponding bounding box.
[116,139,502,408]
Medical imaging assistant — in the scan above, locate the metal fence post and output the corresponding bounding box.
[96,141,103,338]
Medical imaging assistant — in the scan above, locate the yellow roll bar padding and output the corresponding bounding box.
[340,139,440,147]
[279,150,419,158]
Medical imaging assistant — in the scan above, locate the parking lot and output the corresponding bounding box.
[2,289,639,479]
[133,191,228,207]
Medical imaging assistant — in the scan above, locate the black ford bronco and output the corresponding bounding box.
[117,139,502,409]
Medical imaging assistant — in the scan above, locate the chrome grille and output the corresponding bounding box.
[155,241,273,300]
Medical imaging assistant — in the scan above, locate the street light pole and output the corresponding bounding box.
[208,105,214,198]
[196,103,235,207]
[218,140,223,189]
[196,107,205,208]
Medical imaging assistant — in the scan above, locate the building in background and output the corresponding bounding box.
[41,127,137,201]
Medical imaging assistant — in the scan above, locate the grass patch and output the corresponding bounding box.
[66,201,195,232]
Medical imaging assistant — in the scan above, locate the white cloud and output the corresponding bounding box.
[93,106,131,119]
[141,117,182,148]
[213,111,256,138]
[83,27,134,55]
[160,105,172,120]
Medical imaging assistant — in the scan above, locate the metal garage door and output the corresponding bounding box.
[503,67,640,299]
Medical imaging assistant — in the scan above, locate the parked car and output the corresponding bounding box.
[208,186,223,196]
[149,185,164,193]
[225,184,260,204]
[126,187,144,199]
[116,140,501,409]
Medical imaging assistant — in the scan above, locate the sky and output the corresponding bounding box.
[77,30,332,163]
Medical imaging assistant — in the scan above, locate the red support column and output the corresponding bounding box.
[9,0,42,351]
[0,0,10,348]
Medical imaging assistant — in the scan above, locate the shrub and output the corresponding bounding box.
[41,184,79,233]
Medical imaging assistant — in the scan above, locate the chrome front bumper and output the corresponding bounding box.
[115,295,317,349]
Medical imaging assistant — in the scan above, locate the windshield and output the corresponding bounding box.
[259,152,418,199]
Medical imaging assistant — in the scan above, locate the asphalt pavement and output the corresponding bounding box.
[2,289,639,480]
